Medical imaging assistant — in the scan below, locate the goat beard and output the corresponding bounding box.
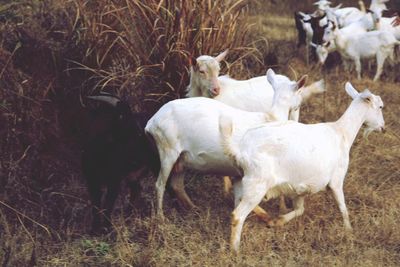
[363,127,374,139]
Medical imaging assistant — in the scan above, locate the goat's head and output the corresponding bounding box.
[313,42,330,64]
[266,69,308,121]
[187,50,228,97]
[86,94,139,139]
[313,0,332,11]
[345,82,385,136]
[304,12,329,44]
[321,19,337,44]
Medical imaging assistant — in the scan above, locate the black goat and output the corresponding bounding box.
[82,94,160,234]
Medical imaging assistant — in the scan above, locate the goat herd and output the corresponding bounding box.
[82,0,391,253]
[296,0,399,81]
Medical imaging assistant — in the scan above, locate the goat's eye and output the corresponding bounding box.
[199,70,206,74]
[379,106,383,109]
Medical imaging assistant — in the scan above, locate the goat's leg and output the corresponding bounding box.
[267,196,304,227]
[278,195,289,214]
[233,177,271,223]
[343,59,350,72]
[354,57,362,80]
[156,152,179,218]
[232,178,243,208]
[87,182,103,234]
[103,181,121,231]
[169,169,196,210]
[329,180,352,231]
[223,176,233,197]
[373,52,386,82]
[232,177,272,222]
[127,167,147,207]
[252,205,272,223]
[231,176,268,253]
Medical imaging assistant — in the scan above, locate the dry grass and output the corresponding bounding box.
[1,0,400,266]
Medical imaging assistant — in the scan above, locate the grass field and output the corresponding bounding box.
[1,0,399,266]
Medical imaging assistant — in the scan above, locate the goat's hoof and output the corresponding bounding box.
[267,217,286,227]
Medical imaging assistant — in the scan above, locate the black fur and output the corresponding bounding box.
[82,95,160,234]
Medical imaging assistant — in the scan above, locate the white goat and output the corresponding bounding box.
[219,82,385,252]
[146,69,310,219]
[186,50,325,121]
[370,0,389,18]
[326,23,399,81]
[314,11,375,64]
[186,51,325,207]
[314,0,367,27]
[372,12,400,40]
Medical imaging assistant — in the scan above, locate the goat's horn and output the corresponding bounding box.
[86,95,119,106]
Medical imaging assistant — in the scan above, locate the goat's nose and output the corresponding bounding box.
[210,87,220,97]
[381,127,386,133]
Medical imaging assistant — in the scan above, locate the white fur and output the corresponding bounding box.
[220,82,385,252]
[373,14,400,41]
[146,69,311,217]
[327,25,399,81]
[186,51,325,121]
[315,12,375,64]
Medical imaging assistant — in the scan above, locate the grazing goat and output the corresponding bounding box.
[146,69,312,219]
[219,82,385,252]
[295,11,327,63]
[325,23,399,81]
[82,94,160,234]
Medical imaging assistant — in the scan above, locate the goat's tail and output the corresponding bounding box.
[218,115,242,168]
[301,79,326,102]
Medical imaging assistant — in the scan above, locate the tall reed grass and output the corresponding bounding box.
[72,0,260,110]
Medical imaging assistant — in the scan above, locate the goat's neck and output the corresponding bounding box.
[334,100,368,150]
[186,69,202,97]
[268,105,289,122]
[333,30,348,51]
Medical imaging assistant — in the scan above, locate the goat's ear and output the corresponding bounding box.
[298,11,307,17]
[266,68,276,87]
[360,89,373,104]
[345,82,359,99]
[296,75,308,89]
[215,49,228,63]
[332,3,343,11]
[361,94,372,104]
